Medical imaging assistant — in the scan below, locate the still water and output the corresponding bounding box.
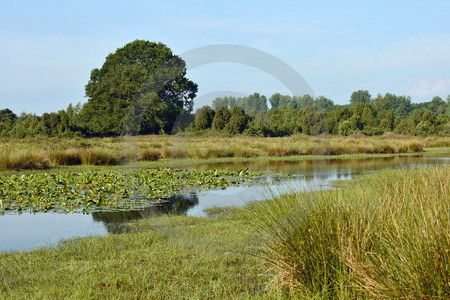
[1,154,449,252]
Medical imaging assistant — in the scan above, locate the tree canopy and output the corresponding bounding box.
[80,40,198,136]
[350,90,372,105]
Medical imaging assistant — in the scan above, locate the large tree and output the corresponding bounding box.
[81,40,198,136]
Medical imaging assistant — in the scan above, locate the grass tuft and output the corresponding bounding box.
[0,151,49,170]
[80,149,120,165]
[48,149,83,165]
[139,149,161,161]
[249,167,450,298]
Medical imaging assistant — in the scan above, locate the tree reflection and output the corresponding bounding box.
[91,192,199,233]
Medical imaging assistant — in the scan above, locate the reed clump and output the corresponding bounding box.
[250,167,450,298]
[80,148,121,165]
[0,151,49,170]
[139,149,161,161]
[48,149,83,165]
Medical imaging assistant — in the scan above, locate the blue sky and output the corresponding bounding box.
[1,0,449,114]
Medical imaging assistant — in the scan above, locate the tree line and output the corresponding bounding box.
[192,91,449,136]
[0,40,449,138]
[1,91,448,138]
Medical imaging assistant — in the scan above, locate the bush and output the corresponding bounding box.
[194,106,215,130]
[225,107,248,134]
[211,106,231,130]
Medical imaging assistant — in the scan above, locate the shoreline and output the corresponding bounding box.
[1,147,448,176]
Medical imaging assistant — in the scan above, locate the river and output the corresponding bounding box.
[1,154,449,252]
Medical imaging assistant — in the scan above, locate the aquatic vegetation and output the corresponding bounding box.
[0,168,264,213]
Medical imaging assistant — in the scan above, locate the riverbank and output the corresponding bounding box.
[1,134,449,171]
[1,166,448,298]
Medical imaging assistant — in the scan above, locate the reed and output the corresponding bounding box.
[0,134,448,170]
[249,167,450,298]
[79,148,121,165]
[0,151,49,170]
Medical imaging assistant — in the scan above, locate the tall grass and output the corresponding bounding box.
[250,167,450,298]
[0,151,49,170]
[0,134,448,170]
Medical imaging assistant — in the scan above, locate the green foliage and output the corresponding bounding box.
[0,109,16,135]
[171,109,194,134]
[194,105,215,130]
[338,119,358,135]
[239,92,268,116]
[350,90,372,105]
[427,96,447,115]
[80,40,197,136]
[211,96,238,110]
[325,107,351,134]
[211,106,231,130]
[212,93,267,116]
[1,88,449,138]
[447,95,450,115]
[247,108,304,136]
[314,95,335,112]
[225,107,249,134]
[294,94,315,109]
[302,106,327,135]
[351,103,377,130]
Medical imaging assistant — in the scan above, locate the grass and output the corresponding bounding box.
[0,167,448,298]
[248,167,450,298]
[0,150,49,170]
[0,212,267,299]
[0,134,449,170]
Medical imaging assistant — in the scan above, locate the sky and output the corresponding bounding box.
[0,0,449,114]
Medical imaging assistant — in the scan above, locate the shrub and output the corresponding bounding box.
[194,106,215,130]
[225,107,249,134]
[211,106,231,130]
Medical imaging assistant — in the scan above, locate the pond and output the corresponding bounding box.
[1,154,449,253]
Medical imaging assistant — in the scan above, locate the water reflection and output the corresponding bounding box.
[91,193,199,233]
[191,155,427,173]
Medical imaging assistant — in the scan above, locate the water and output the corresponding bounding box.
[1,154,449,252]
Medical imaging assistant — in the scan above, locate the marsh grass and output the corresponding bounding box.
[79,148,121,165]
[0,213,266,299]
[139,149,161,161]
[0,134,447,170]
[48,149,83,165]
[248,167,450,298]
[0,151,49,170]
